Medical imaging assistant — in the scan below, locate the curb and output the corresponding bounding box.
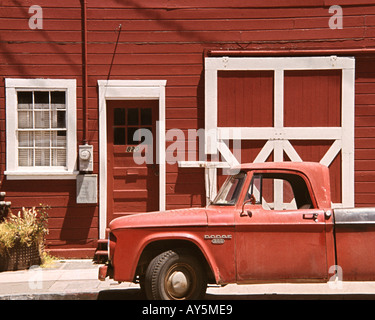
[0,291,99,300]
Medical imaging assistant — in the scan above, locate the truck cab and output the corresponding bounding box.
[214,163,333,283]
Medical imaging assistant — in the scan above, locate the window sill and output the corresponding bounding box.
[4,170,79,180]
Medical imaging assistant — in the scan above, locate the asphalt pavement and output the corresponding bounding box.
[1,259,375,300]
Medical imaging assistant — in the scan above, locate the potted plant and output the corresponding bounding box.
[0,205,49,271]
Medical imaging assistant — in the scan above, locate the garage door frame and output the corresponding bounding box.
[203,56,355,208]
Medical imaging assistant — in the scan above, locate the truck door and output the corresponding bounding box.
[235,171,328,282]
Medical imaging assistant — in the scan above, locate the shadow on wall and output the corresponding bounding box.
[0,178,97,248]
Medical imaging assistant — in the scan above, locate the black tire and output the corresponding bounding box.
[144,250,207,300]
[138,274,146,298]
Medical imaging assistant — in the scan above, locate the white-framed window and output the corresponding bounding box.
[5,79,78,179]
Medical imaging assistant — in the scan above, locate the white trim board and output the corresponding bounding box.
[202,56,355,208]
[5,78,78,180]
[98,80,167,239]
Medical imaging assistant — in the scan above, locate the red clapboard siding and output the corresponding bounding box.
[0,19,81,31]
[355,59,375,207]
[2,30,81,42]
[0,54,82,65]
[87,19,296,32]
[85,6,375,21]
[1,1,375,258]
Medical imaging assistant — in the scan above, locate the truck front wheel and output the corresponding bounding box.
[144,250,207,300]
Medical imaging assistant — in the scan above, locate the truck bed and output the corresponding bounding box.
[333,208,375,281]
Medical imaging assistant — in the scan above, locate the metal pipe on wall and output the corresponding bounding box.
[81,0,88,145]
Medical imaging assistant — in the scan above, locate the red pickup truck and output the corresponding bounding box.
[99,162,375,300]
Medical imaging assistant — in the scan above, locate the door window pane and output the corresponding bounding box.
[114,128,126,145]
[112,105,154,146]
[127,127,138,145]
[127,108,139,125]
[114,108,126,126]
[141,108,152,125]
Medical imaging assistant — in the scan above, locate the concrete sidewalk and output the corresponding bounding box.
[0,259,138,300]
[2,259,375,300]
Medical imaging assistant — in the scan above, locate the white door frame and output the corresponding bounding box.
[98,80,167,239]
[200,56,355,208]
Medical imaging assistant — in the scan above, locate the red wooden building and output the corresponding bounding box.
[1,0,375,258]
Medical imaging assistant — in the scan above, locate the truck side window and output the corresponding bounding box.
[212,172,247,205]
[262,177,296,210]
[246,173,313,210]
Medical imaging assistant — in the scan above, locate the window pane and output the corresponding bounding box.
[34,111,50,128]
[58,111,66,128]
[57,149,66,166]
[18,111,33,128]
[51,110,66,128]
[127,108,139,125]
[114,128,125,145]
[114,108,125,125]
[262,178,274,205]
[34,91,49,104]
[51,91,65,105]
[212,172,247,205]
[35,131,50,147]
[283,180,295,203]
[34,92,49,110]
[51,149,66,166]
[35,148,50,166]
[245,175,261,204]
[127,127,138,144]
[18,132,33,147]
[17,92,32,109]
[141,108,152,125]
[51,131,67,147]
[18,149,33,166]
[261,178,297,211]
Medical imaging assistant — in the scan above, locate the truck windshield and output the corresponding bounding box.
[212,172,246,205]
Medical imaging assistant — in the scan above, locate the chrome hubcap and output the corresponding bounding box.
[165,264,196,299]
[167,271,189,298]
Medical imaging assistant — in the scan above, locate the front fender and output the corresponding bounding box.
[111,228,228,284]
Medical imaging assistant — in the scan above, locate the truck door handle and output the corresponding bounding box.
[303,213,318,221]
